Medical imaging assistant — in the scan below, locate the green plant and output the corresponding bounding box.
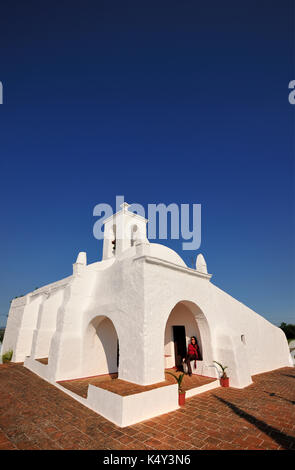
[165,371,185,392]
[2,349,13,363]
[0,328,5,343]
[280,322,295,340]
[213,360,228,378]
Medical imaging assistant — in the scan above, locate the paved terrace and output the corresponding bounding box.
[0,363,294,450]
[57,369,216,398]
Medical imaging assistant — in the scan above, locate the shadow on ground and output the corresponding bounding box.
[213,395,295,450]
[263,391,295,405]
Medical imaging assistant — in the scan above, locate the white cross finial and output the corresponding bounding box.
[120,202,130,212]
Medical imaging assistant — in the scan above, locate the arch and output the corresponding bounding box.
[82,315,119,378]
[111,224,117,254]
[130,224,138,247]
[163,300,215,377]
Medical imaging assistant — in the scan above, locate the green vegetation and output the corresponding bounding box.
[165,371,185,392]
[0,328,5,343]
[2,349,13,363]
[213,360,228,378]
[279,323,295,341]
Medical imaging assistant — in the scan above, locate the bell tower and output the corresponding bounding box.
[102,202,149,259]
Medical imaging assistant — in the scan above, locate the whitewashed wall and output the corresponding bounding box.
[4,206,292,396]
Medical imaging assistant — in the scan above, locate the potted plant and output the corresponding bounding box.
[166,371,186,405]
[213,360,229,387]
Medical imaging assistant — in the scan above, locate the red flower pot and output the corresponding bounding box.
[220,377,229,387]
[178,391,186,406]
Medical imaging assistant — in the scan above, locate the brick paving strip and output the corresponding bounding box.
[57,368,215,398]
[0,363,294,450]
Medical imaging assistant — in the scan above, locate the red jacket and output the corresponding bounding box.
[188,343,198,358]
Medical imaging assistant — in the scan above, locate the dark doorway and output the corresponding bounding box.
[173,325,186,371]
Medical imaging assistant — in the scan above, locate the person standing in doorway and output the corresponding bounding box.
[183,336,199,376]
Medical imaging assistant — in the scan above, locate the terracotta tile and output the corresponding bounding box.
[116,434,136,444]
[0,441,17,450]
[0,363,294,450]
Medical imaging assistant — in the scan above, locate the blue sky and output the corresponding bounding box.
[0,1,294,327]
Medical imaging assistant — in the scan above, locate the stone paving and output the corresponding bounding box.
[0,363,294,450]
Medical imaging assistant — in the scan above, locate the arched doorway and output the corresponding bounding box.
[83,315,119,377]
[164,300,214,377]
